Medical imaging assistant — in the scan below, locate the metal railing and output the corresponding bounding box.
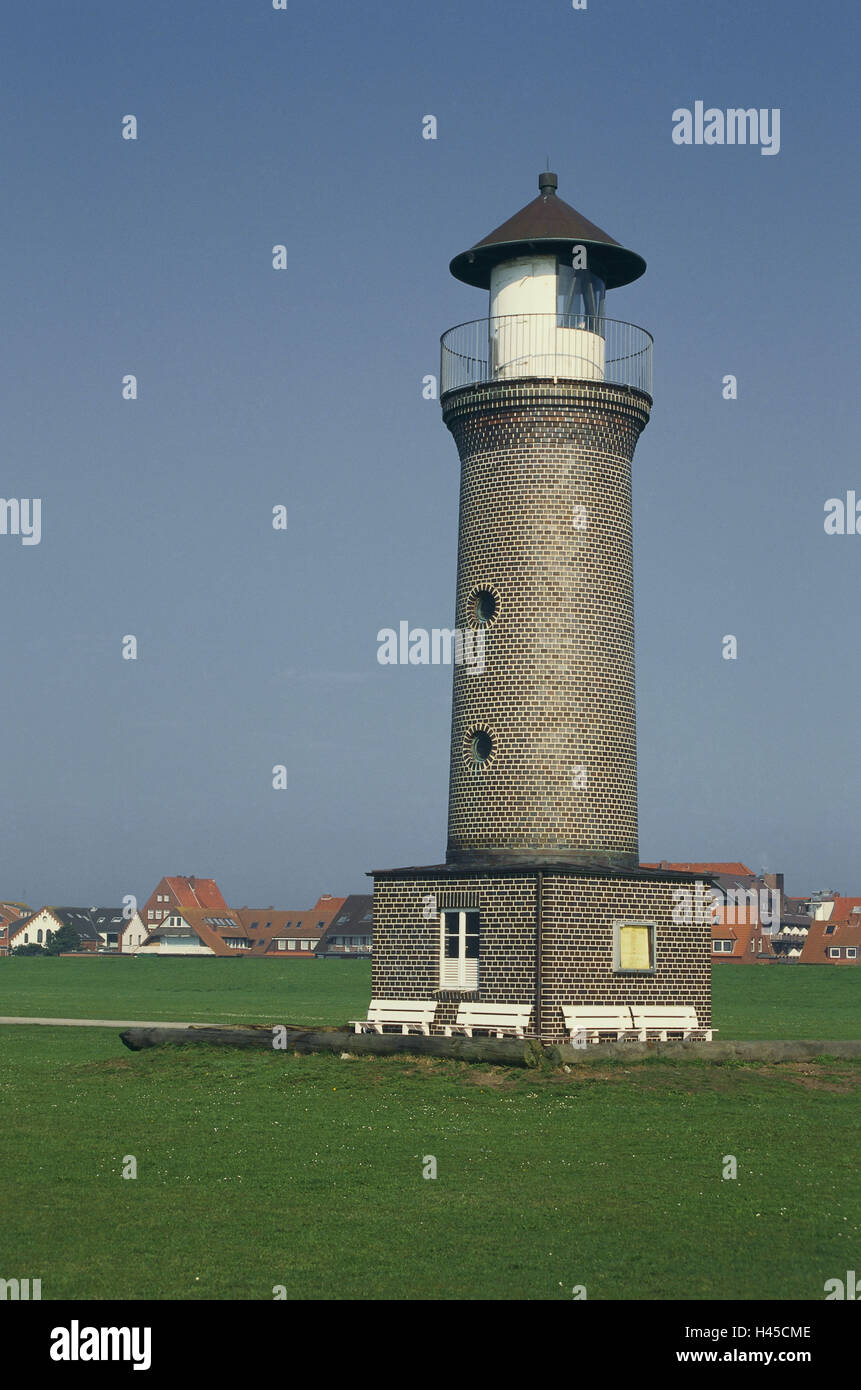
[440,313,652,396]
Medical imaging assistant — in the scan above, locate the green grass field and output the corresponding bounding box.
[1,959,858,1300]
[0,955,370,1027]
[0,1026,858,1300]
[2,956,860,1037]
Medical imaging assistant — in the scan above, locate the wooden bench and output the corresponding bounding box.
[350,1000,437,1035]
[562,1006,640,1047]
[563,1004,713,1045]
[445,1003,532,1038]
[630,1006,712,1041]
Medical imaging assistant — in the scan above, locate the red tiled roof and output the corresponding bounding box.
[800,918,861,964]
[240,896,346,955]
[164,877,228,910]
[711,918,774,960]
[0,901,32,928]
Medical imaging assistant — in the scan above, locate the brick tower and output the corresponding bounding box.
[371,173,711,1044]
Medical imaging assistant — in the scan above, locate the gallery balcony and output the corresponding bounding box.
[440,313,653,398]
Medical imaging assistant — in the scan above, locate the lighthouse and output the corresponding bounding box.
[371,173,711,1045]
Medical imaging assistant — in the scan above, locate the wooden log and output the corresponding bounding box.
[548,1038,861,1064]
[120,1023,544,1067]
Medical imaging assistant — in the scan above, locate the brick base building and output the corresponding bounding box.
[373,865,710,1045]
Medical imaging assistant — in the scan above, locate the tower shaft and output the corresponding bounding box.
[444,378,650,869]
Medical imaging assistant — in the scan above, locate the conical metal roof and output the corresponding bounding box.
[450,172,646,290]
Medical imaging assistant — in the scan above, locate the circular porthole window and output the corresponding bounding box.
[463,723,497,771]
[466,583,500,629]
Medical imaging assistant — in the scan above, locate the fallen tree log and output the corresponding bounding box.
[120,1024,544,1067]
[550,1038,861,1064]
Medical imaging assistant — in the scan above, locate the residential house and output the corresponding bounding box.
[800,898,861,965]
[317,894,373,957]
[131,907,251,956]
[707,871,779,962]
[710,904,776,962]
[641,863,785,962]
[769,896,813,959]
[139,876,228,934]
[0,902,32,957]
[240,895,345,957]
[89,907,127,951]
[119,911,149,953]
[9,908,106,953]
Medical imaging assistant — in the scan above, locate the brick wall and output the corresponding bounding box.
[442,378,650,869]
[372,868,711,1043]
[540,874,711,1044]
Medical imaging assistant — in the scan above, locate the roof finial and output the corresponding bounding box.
[538,169,558,196]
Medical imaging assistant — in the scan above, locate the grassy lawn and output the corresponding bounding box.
[1,960,858,1299]
[0,956,371,1027]
[0,1025,858,1300]
[711,963,861,1039]
[1,956,860,1038]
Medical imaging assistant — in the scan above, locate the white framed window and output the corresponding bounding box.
[613,921,656,973]
[301,940,310,951]
[147,910,154,920]
[846,947,858,959]
[440,910,480,989]
[712,939,734,953]
[288,939,297,951]
[828,947,841,958]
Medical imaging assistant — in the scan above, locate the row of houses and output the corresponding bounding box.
[0,876,373,959]
[3,864,859,965]
[644,862,860,965]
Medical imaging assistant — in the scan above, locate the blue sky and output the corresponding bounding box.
[2,0,858,907]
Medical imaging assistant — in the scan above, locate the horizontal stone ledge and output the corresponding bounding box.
[550,1039,861,1064]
